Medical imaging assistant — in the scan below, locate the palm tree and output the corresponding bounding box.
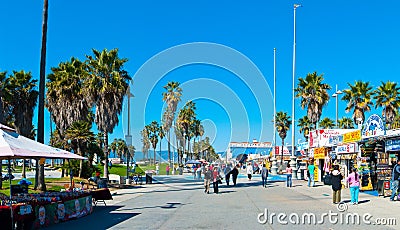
[65,121,94,178]
[373,81,400,129]
[162,81,182,165]
[7,70,39,178]
[46,58,92,136]
[342,81,375,127]
[146,121,160,165]
[86,48,131,179]
[37,0,49,191]
[141,127,151,161]
[297,115,313,142]
[391,114,400,129]
[338,117,355,129]
[275,111,291,169]
[295,72,331,127]
[319,117,335,129]
[176,101,196,158]
[158,126,165,163]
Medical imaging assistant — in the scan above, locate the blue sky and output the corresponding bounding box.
[1,1,400,152]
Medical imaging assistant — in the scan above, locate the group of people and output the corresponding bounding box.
[203,164,240,194]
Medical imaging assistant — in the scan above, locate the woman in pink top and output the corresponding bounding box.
[347,168,360,205]
[286,163,293,187]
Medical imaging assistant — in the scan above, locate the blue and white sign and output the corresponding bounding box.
[362,114,385,138]
[336,143,358,154]
[386,139,400,151]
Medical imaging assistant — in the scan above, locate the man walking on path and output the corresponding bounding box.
[224,164,231,186]
[286,163,293,187]
[261,164,268,188]
[231,165,239,186]
[203,166,212,194]
[390,159,400,201]
[308,161,315,187]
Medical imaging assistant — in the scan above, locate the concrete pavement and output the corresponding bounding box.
[46,174,399,230]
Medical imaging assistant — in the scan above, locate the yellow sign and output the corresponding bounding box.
[314,167,318,181]
[343,130,361,143]
[313,147,325,159]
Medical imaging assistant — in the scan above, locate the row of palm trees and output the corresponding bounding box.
[275,72,400,164]
[141,82,218,165]
[1,48,130,190]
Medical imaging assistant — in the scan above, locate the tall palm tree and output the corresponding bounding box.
[162,81,182,165]
[8,70,39,178]
[176,101,196,158]
[141,127,151,161]
[295,72,331,127]
[297,115,313,142]
[158,126,165,163]
[46,58,92,136]
[0,71,8,189]
[338,117,355,129]
[37,0,49,191]
[86,48,131,179]
[65,121,94,178]
[146,121,160,165]
[373,81,400,129]
[275,111,291,168]
[342,81,375,127]
[319,117,335,129]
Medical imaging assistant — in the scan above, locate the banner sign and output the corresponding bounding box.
[309,129,355,147]
[342,130,361,144]
[386,139,400,151]
[313,147,326,159]
[336,143,358,154]
[32,195,93,228]
[362,114,385,138]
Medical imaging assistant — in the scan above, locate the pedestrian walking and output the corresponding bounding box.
[156,163,160,175]
[286,163,293,187]
[197,165,202,180]
[247,162,253,180]
[331,164,343,204]
[212,167,220,194]
[166,165,170,176]
[203,166,212,194]
[231,164,239,186]
[347,167,360,205]
[390,159,400,201]
[261,164,268,188]
[224,164,231,186]
[307,161,315,187]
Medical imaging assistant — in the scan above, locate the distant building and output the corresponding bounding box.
[226,139,272,160]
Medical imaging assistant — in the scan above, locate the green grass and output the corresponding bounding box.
[0,177,70,196]
[94,163,172,177]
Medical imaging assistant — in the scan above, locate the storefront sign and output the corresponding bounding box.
[386,139,400,151]
[386,129,400,137]
[336,143,358,154]
[342,130,361,144]
[309,129,355,147]
[362,114,385,138]
[313,147,325,159]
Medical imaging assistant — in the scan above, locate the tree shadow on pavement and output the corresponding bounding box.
[46,205,140,230]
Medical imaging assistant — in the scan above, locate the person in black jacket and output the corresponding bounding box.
[231,164,239,186]
[331,164,343,204]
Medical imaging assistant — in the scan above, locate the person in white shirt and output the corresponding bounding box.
[246,162,253,180]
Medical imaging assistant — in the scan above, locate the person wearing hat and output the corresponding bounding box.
[390,159,400,201]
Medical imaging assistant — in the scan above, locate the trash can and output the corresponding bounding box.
[146,173,153,184]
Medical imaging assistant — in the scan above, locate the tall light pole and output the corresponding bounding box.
[125,85,134,184]
[271,48,278,175]
[332,84,342,128]
[290,4,301,179]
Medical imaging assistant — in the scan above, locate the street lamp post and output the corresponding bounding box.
[332,84,343,128]
[271,48,278,175]
[290,4,301,179]
[125,85,134,184]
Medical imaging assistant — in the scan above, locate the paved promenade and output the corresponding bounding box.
[47,174,400,230]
